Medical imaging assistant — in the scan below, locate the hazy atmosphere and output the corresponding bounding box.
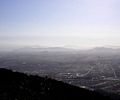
[1,1,120,99]
[0,0,120,49]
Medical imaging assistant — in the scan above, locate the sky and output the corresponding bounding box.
[0,0,120,49]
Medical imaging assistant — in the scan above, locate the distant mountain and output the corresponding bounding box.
[93,47,114,50]
[14,46,75,53]
[89,47,120,54]
[0,68,116,100]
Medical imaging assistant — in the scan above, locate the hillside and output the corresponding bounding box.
[0,68,118,100]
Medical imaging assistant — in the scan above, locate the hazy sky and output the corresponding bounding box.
[0,0,120,49]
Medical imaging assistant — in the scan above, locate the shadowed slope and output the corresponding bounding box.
[0,68,117,100]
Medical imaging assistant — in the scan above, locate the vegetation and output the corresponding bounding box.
[0,68,117,100]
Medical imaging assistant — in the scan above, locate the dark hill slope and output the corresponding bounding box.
[0,68,117,100]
